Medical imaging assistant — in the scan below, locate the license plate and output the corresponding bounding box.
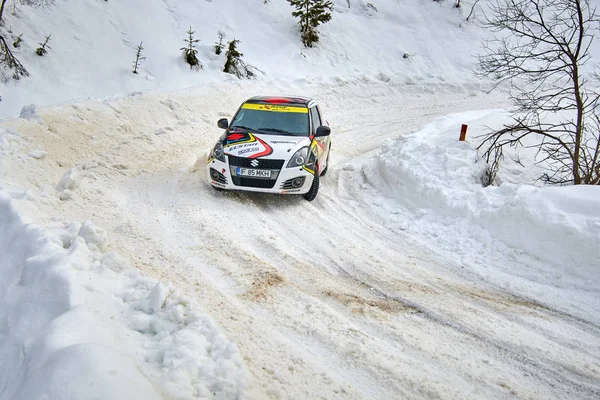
[236,167,272,178]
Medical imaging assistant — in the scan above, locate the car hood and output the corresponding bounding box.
[221,130,309,159]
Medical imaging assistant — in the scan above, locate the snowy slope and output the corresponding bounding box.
[1,0,487,117]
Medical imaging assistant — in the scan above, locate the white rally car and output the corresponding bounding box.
[206,96,332,201]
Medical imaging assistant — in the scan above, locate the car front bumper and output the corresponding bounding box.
[206,156,315,195]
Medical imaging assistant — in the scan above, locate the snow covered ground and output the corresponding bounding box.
[1,0,600,399]
[0,178,245,399]
[1,78,599,399]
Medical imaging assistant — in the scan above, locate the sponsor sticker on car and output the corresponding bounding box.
[241,103,309,113]
[224,133,273,158]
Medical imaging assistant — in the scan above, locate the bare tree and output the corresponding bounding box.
[0,35,28,82]
[1,0,56,85]
[477,0,600,185]
[466,0,482,21]
[1,0,55,23]
[0,0,7,22]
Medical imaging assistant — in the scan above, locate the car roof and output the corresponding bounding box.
[245,96,317,107]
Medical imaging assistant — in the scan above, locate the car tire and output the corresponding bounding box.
[320,144,331,177]
[303,172,319,201]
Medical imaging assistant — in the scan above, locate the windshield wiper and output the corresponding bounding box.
[230,125,257,133]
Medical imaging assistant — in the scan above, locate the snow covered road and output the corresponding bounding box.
[2,79,599,399]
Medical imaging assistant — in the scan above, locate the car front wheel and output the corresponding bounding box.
[303,172,319,201]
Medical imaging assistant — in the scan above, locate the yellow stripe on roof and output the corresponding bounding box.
[242,103,308,113]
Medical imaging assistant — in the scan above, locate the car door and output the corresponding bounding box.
[309,106,329,168]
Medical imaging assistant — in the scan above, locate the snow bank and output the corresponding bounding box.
[0,193,245,400]
[363,110,600,290]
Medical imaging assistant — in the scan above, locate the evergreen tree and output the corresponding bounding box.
[35,34,51,56]
[132,41,145,74]
[214,31,225,55]
[13,34,23,48]
[180,26,202,70]
[288,0,333,48]
[223,39,258,79]
[223,39,242,75]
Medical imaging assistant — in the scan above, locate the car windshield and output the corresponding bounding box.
[230,104,309,137]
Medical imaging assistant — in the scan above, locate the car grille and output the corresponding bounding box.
[232,177,277,188]
[228,155,285,169]
[228,155,285,189]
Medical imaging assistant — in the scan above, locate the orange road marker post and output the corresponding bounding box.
[459,124,468,141]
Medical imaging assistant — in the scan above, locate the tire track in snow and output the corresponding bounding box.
[175,167,600,399]
[332,263,600,398]
[320,166,600,398]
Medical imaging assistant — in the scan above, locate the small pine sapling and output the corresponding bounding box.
[35,34,51,56]
[223,39,259,79]
[288,0,334,48]
[13,33,23,48]
[132,41,145,74]
[214,31,225,55]
[180,26,202,70]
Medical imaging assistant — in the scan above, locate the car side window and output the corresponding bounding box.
[310,107,322,134]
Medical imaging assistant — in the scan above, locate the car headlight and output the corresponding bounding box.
[212,142,225,162]
[286,147,309,168]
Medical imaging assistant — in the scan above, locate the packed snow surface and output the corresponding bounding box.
[1,78,599,399]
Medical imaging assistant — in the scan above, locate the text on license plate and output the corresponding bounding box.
[236,168,272,178]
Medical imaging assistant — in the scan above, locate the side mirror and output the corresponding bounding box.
[217,118,229,129]
[315,126,331,137]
